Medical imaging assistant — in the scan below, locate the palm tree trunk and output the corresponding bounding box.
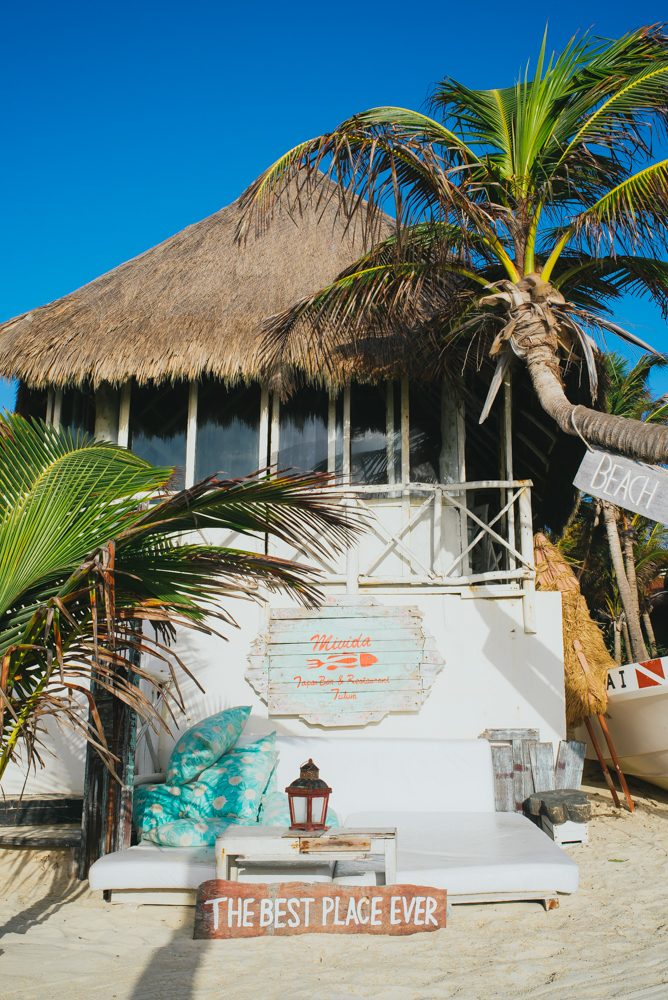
[642,611,658,658]
[602,502,648,662]
[523,335,668,463]
[614,616,622,665]
[622,617,632,665]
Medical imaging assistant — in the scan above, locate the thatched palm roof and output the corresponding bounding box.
[0,178,386,389]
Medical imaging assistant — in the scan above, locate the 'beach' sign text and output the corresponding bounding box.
[245,597,445,726]
[573,448,668,524]
[193,880,447,938]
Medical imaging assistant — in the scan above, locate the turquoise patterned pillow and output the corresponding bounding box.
[184,733,277,823]
[140,817,236,848]
[165,706,251,785]
[133,782,200,835]
[258,790,339,828]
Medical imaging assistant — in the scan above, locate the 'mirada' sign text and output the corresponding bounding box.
[573,448,668,524]
[193,880,447,938]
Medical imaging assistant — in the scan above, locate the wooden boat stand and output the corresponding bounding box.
[572,639,635,813]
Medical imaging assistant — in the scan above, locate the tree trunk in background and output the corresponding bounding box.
[603,503,648,662]
[622,617,632,665]
[642,611,658,658]
[614,617,622,665]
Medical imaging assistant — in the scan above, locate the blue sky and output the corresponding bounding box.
[2,1,668,411]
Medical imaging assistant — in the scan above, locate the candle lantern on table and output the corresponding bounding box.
[286,759,332,831]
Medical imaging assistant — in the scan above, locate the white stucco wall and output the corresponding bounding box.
[1,589,565,795]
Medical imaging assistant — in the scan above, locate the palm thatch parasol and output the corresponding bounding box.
[534,532,614,726]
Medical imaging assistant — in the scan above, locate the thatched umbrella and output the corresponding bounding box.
[534,532,614,727]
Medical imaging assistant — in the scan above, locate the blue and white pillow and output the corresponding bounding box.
[140,817,236,848]
[133,783,192,834]
[165,706,251,785]
[184,733,277,824]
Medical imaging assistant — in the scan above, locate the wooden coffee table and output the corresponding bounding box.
[215,827,397,885]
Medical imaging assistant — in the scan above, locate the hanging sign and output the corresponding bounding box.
[573,448,668,524]
[245,597,445,726]
[193,880,448,938]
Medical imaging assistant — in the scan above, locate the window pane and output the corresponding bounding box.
[130,382,188,477]
[196,380,261,480]
[60,385,95,437]
[279,388,329,473]
[409,384,441,483]
[351,383,391,485]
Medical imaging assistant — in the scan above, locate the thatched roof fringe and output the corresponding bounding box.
[0,177,392,391]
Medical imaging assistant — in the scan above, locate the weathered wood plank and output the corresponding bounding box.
[268,664,422,683]
[264,625,424,642]
[300,836,371,853]
[529,743,555,793]
[0,795,82,828]
[270,607,423,620]
[267,652,425,671]
[266,638,424,656]
[268,679,423,695]
[521,741,536,800]
[193,880,447,938]
[490,745,514,812]
[555,740,586,790]
[479,728,540,742]
[268,689,422,714]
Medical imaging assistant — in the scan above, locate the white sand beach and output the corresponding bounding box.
[1,775,667,1000]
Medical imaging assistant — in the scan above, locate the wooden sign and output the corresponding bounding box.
[246,597,445,726]
[193,880,447,938]
[573,448,668,523]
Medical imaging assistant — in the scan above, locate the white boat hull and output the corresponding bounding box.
[576,658,668,791]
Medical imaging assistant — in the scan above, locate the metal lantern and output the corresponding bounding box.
[285,758,332,831]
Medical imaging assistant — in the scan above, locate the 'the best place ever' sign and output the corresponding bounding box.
[193,881,448,938]
[573,448,668,524]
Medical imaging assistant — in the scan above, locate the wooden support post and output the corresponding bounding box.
[185,381,197,488]
[583,716,621,808]
[518,486,536,633]
[596,713,635,813]
[386,381,396,486]
[117,381,131,448]
[270,393,280,468]
[328,390,337,475]
[53,389,63,431]
[258,384,269,470]
[343,385,351,485]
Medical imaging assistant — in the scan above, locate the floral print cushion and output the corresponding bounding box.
[184,733,277,824]
[258,790,339,828]
[165,706,251,785]
[133,782,201,834]
[140,817,237,848]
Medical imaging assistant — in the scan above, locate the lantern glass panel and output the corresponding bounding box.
[311,795,327,824]
[291,796,307,824]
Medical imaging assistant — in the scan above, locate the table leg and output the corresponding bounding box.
[385,839,397,886]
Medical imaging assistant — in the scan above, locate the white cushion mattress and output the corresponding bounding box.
[345,811,579,895]
[89,810,578,895]
[88,843,216,891]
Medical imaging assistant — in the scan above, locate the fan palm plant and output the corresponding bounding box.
[0,415,361,786]
[240,25,668,463]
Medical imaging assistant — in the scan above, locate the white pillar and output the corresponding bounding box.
[185,381,198,488]
[52,389,63,432]
[117,382,131,448]
[94,383,120,443]
[270,393,280,468]
[342,385,351,484]
[259,384,269,471]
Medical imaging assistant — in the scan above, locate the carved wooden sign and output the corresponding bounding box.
[573,448,668,523]
[245,597,445,726]
[193,880,447,938]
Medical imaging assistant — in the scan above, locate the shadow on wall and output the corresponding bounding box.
[478,594,566,737]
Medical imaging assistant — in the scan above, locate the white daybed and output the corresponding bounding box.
[89,737,579,906]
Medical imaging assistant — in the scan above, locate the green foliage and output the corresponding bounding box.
[0,416,361,781]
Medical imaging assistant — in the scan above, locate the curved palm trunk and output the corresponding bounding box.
[602,502,648,662]
[525,347,668,463]
[493,275,668,463]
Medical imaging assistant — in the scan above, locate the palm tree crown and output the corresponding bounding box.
[242,25,668,463]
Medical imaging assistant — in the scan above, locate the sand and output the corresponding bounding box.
[1,775,668,1000]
